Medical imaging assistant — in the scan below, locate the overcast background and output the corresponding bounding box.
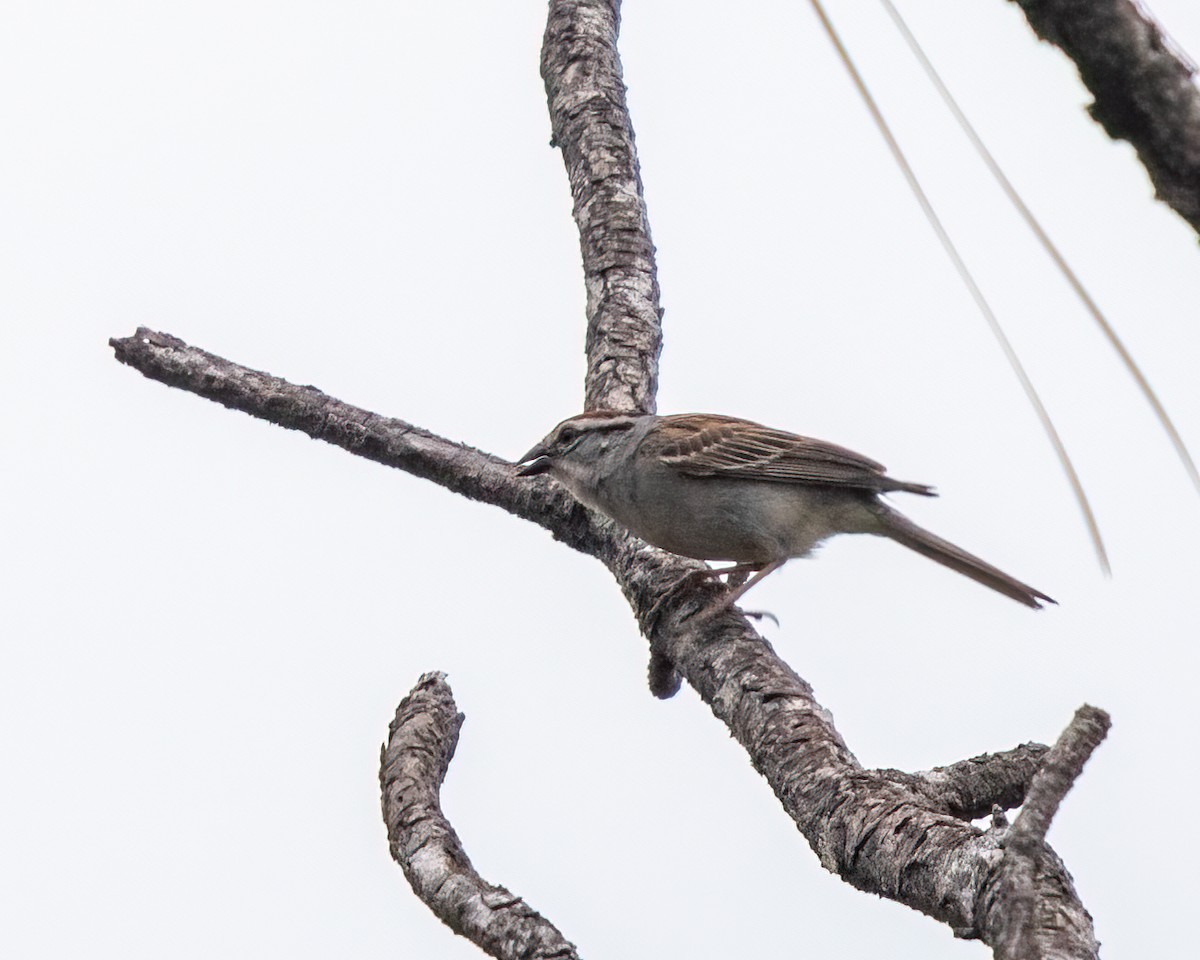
[3,1,1198,957]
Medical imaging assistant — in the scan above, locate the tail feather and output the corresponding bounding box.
[871,503,1055,609]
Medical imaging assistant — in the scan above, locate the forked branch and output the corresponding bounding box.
[111,319,1101,955]
[989,706,1110,960]
[111,1,1111,956]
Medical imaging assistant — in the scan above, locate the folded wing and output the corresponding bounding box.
[656,415,934,496]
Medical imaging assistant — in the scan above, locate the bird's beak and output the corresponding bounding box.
[515,444,553,476]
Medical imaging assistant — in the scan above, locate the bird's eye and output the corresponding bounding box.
[558,425,578,444]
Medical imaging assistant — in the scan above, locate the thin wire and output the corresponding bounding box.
[880,0,1200,495]
[806,0,1110,572]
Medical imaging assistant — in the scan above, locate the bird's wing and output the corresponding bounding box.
[654,415,933,495]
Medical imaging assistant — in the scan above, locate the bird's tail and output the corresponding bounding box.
[869,502,1054,609]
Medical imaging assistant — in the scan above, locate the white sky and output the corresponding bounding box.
[3,1,1198,957]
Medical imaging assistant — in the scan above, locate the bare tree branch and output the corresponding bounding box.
[635,593,1097,955]
[987,706,1110,960]
[116,322,702,705]
[111,320,1102,953]
[108,328,608,551]
[1008,707,1110,855]
[1007,0,1200,233]
[111,1,1116,955]
[109,324,704,699]
[542,0,662,412]
[877,742,1052,820]
[380,672,581,959]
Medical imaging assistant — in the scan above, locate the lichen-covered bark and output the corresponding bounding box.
[541,0,662,412]
[1009,0,1200,233]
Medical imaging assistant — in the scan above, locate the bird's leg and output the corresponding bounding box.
[710,562,762,587]
[710,559,788,623]
[712,565,782,620]
[644,562,763,628]
[648,560,788,627]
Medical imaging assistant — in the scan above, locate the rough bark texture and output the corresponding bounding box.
[111,1,1115,955]
[109,326,708,639]
[542,0,662,412]
[987,706,1109,960]
[109,329,609,551]
[112,324,1090,950]
[640,594,1097,953]
[879,742,1051,820]
[380,673,581,959]
[1009,0,1200,233]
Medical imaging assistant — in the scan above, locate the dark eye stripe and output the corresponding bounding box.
[548,412,640,450]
